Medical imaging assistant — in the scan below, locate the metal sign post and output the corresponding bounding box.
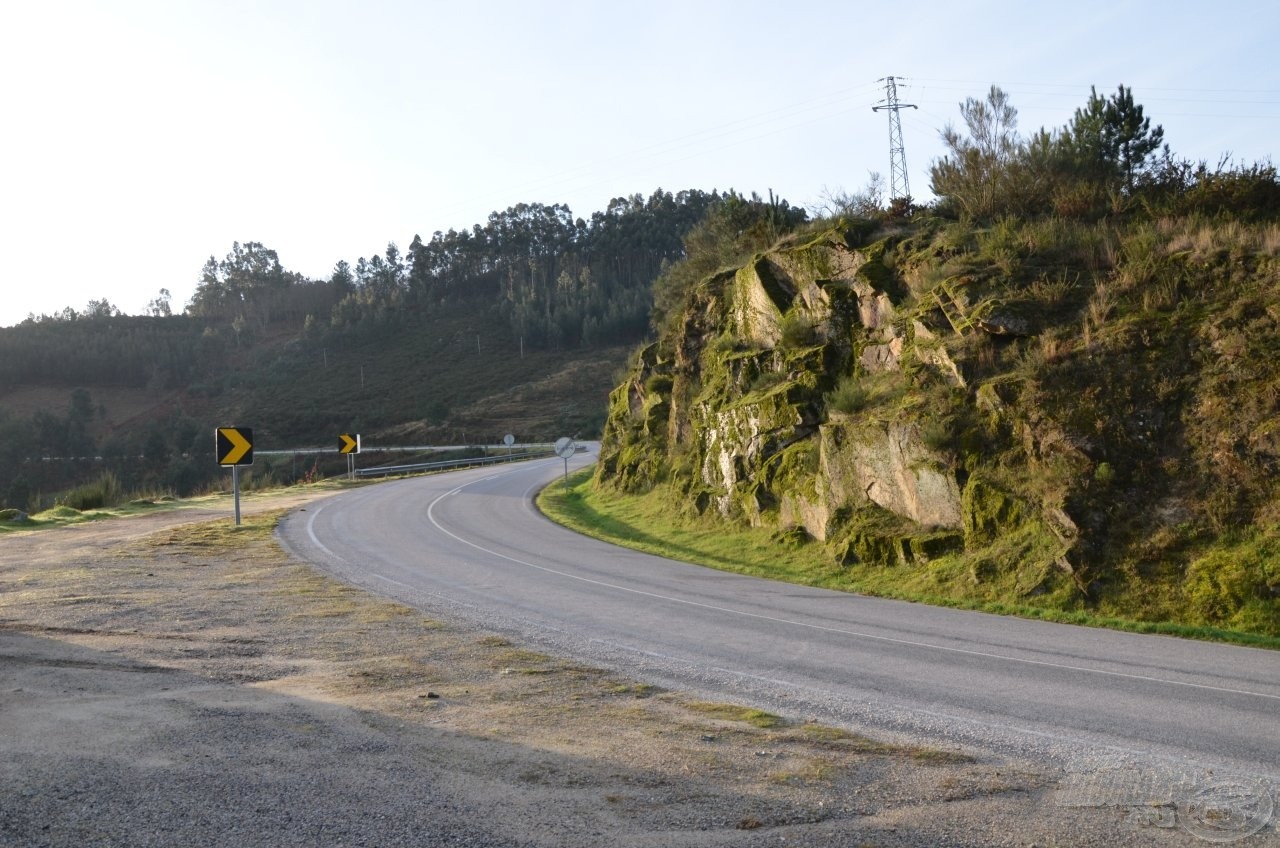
[554,437,576,488]
[232,466,241,525]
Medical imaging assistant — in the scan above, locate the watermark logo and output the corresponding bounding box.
[1177,781,1274,843]
[1057,770,1275,843]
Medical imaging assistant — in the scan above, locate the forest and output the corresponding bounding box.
[0,188,804,510]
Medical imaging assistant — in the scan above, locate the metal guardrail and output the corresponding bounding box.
[352,449,553,479]
[256,442,558,457]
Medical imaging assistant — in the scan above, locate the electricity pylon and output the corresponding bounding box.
[872,75,917,201]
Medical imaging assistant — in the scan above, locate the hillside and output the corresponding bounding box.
[0,297,630,507]
[596,214,1280,636]
[2,190,807,508]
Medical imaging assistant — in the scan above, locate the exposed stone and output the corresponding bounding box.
[779,486,830,540]
[860,337,904,372]
[820,422,963,531]
[917,344,966,388]
[976,313,1035,336]
[855,288,896,331]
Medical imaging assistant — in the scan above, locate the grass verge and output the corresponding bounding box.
[0,480,355,535]
[537,469,1280,650]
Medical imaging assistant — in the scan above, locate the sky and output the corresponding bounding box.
[1,0,1277,327]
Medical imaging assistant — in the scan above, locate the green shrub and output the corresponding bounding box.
[825,375,869,414]
[58,472,123,511]
[644,373,673,395]
[749,371,787,393]
[920,418,952,452]
[976,217,1025,274]
[778,311,817,348]
[1184,531,1280,634]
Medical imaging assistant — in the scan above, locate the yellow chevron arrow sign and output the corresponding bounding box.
[338,433,360,454]
[216,427,254,466]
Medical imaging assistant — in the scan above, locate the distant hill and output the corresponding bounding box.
[0,189,804,507]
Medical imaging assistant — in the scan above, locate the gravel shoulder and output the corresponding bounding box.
[1,489,1273,847]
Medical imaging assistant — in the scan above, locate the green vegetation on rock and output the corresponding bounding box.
[593,87,1280,637]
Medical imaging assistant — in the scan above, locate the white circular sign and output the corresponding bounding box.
[554,437,576,459]
[503,434,515,446]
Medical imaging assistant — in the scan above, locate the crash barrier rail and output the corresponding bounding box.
[352,448,555,479]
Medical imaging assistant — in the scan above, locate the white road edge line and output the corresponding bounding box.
[414,469,1280,704]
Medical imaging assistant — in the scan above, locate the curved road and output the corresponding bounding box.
[278,447,1280,785]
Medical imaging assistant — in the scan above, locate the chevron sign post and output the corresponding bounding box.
[215,427,253,525]
[339,433,361,479]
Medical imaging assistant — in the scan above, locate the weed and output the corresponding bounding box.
[58,472,123,510]
[686,701,787,729]
[779,311,818,348]
[825,374,869,414]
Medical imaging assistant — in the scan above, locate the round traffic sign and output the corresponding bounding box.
[554,437,576,459]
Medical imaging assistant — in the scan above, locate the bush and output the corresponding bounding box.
[778,311,817,348]
[1184,531,1280,635]
[58,472,123,511]
[826,375,870,414]
[749,371,787,393]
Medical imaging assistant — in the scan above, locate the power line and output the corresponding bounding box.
[421,80,885,225]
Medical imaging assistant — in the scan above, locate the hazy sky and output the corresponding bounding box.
[1,0,1276,327]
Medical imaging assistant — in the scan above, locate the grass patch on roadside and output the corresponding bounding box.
[0,480,350,536]
[687,701,787,729]
[143,509,285,548]
[537,470,848,589]
[537,469,1280,650]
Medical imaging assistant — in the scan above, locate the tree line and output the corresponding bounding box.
[927,84,1279,221]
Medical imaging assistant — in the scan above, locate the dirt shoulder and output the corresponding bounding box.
[0,491,1259,847]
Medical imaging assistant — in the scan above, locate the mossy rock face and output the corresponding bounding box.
[769,440,820,501]
[909,532,965,561]
[640,393,669,438]
[597,215,1280,635]
[727,263,786,348]
[596,348,673,493]
[604,442,664,493]
[771,525,812,546]
[831,522,962,569]
[1183,530,1280,635]
[850,237,908,302]
[961,478,1031,548]
[0,508,30,522]
[833,528,908,568]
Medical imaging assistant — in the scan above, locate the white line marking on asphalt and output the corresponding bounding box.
[423,472,1280,704]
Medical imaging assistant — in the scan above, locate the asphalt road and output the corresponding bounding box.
[277,446,1280,785]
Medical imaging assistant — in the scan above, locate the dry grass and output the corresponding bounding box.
[0,504,1073,844]
[1160,215,1280,261]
